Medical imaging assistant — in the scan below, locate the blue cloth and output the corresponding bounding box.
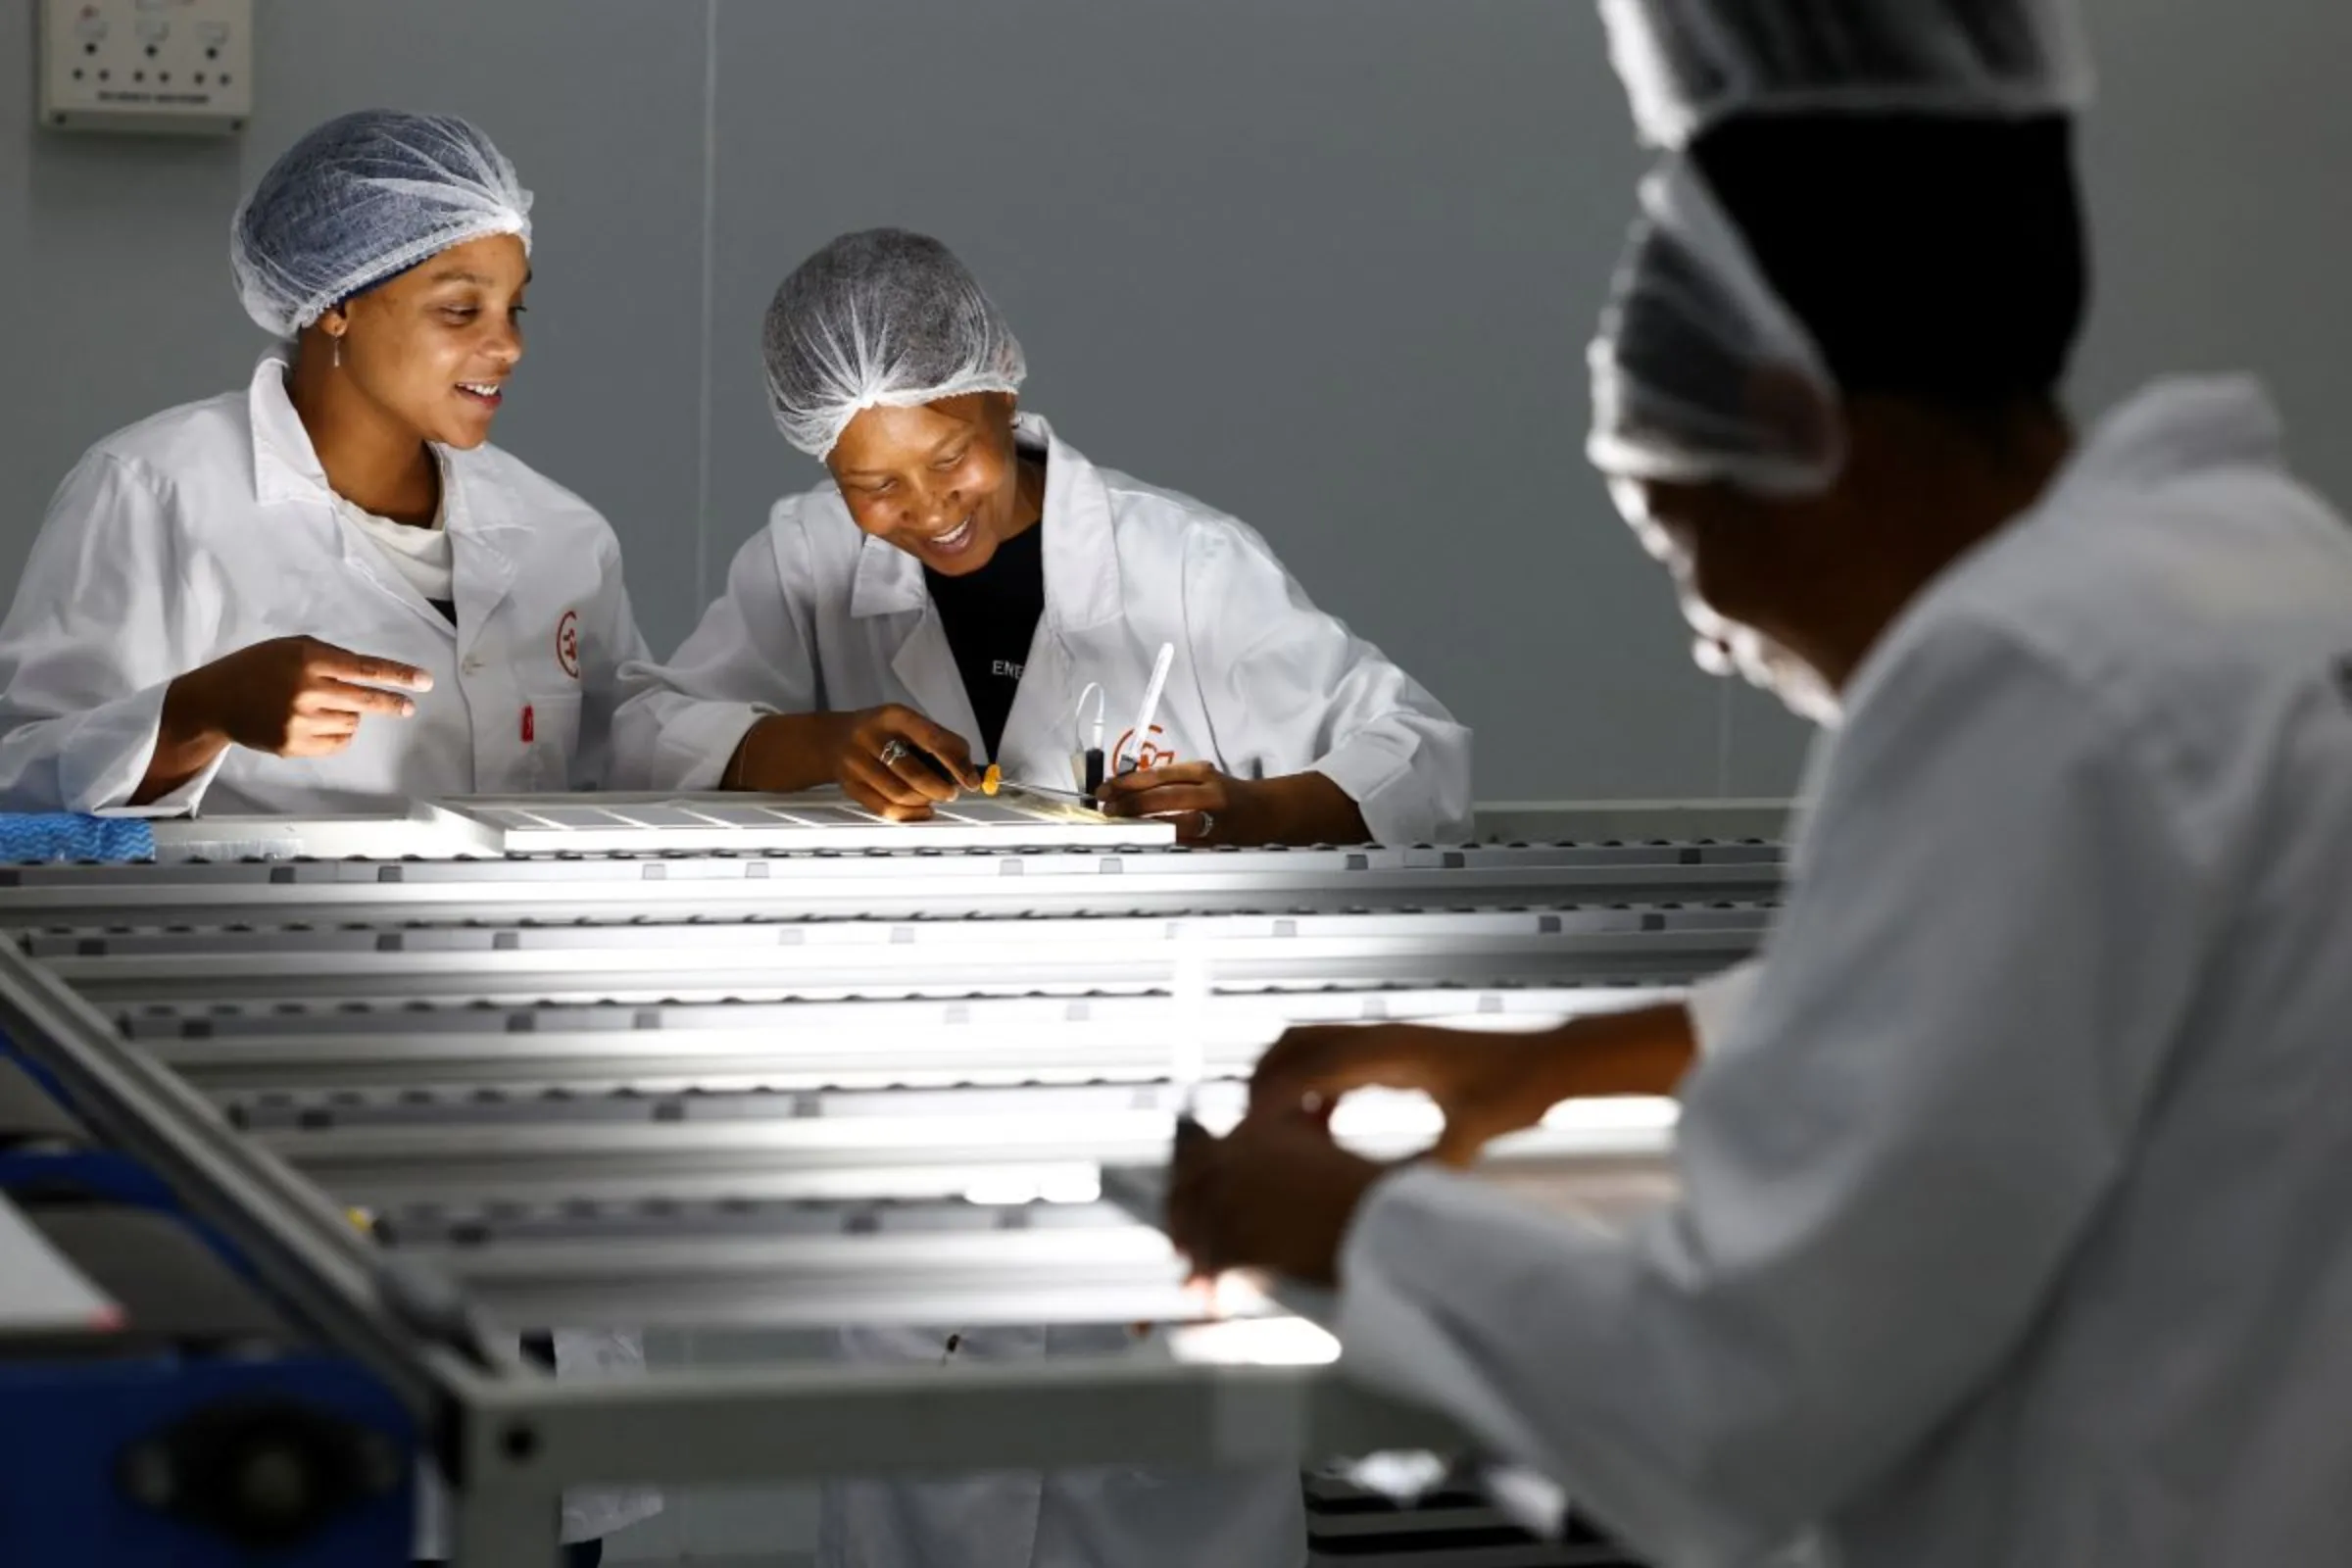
[0,814,155,864]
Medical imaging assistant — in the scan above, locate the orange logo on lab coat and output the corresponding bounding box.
[1111,725,1179,773]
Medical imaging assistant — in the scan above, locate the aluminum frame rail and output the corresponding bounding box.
[122,982,1682,1100]
[23,903,1768,1008]
[0,831,1779,1565]
[0,838,1783,925]
[382,1129,1679,1335]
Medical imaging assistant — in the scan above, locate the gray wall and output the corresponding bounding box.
[5,1,2348,807]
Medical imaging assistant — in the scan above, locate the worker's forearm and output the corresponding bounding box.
[721,711,853,793]
[1256,770,1370,846]
[132,670,230,806]
[1520,1003,1698,1104]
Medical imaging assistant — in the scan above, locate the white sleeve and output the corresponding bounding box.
[1684,959,1761,1054]
[611,519,820,792]
[0,451,228,814]
[1183,521,1472,844]
[1335,616,2209,1565]
[569,535,656,791]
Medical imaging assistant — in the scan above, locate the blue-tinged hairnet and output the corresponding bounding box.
[1599,0,2094,148]
[1589,156,1841,497]
[1594,165,1850,725]
[763,229,1027,461]
[229,110,533,338]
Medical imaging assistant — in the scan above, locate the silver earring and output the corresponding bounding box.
[332,334,342,369]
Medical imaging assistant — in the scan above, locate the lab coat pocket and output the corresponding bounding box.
[1013,1322,1176,1487]
[519,691,584,788]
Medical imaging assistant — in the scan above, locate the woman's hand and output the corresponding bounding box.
[185,635,430,756]
[837,705,982,818]
[1094,760,1246,842]
[1165,1110,1391,1287]
[141,637,430,802]
[1250,1023,1556,1167]
[1095,764,1366,846]
[1250,1006,1699,1167]
[728,705,981,820]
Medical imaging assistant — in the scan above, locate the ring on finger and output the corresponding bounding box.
[878,738,910,767]
[1197,810,1216,839]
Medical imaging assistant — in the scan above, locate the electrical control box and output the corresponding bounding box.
[37,0,254,136]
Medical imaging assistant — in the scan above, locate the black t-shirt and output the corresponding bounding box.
[925,517,1045,760]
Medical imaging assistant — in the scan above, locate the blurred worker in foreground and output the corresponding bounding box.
[613,227,1471,848]
[0,109,656,1564]
[1171,3,2352,1564]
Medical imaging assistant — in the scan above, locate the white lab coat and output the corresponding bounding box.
[1682,959,1760,1054]
[1338,377,2352,1568]
[0,351,647,816]
[0,351,661,1548]
[819,1322,1308,1568]
[612,411,1472,846]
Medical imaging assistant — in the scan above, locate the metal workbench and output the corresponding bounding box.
[0,794,1785,1565]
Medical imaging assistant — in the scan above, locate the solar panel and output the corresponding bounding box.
[424,790,1175,854]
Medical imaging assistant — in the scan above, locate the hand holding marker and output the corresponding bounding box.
[1121,643,1177,780]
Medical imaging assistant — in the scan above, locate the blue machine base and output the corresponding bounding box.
[0,1040,416,1565]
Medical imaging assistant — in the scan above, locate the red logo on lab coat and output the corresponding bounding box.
[1110,725,1179,773]
[556,611,580,678]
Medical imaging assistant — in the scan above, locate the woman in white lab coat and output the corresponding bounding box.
[0,110,648,821]
[612,228,1470,848]
[0,110,657,1564]
[616,229,1471,1568]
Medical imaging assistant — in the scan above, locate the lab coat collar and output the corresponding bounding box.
[844,411,1127,632]
[847,520,927,618]
[246,347,334,507]
[1023,412,1127,633]
[245,348,520,643]
[2053,374,2284,502]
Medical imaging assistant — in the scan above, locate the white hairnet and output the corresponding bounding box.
[1599,0,2095,147]
[230,110,532,338]
[762,229,1028,461]
[1588,156,1841,497]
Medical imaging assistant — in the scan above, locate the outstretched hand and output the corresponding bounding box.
[1165,1108,1392,1287]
